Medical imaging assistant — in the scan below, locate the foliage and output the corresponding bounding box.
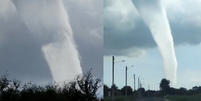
[160,78,171,95]
[104,85,110,97]
[120,86,133,96]
[104,78,201,101]
[110,84,121,96]
[0,69,102,101]
[137,88,145,93]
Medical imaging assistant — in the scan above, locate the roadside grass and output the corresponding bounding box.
[166,94,201,101]
[104,95,137,101]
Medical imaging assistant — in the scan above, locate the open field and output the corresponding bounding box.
[104,96,169,101]
[104,95,137,101]
[104,94,201,101]
[166,94,201,101]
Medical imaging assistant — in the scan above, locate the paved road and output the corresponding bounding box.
[135,97,170,101]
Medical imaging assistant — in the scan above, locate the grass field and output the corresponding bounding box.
[166,94,201,101]
[104,95,137,101]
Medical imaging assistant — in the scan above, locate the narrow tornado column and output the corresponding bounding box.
[10,0,83,84]
[131,0,178,84]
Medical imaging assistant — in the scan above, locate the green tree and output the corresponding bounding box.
[111,84,118,91]
[137,88,145,97]
[104,84,110,97]
[137,88,145,93]
[120,86,133,95]
[177,87,187,95]
[159,78,170,95]
[111,84,121,95]
[74,68,102,101]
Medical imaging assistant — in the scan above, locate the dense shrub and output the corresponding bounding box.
[0,69,102,101]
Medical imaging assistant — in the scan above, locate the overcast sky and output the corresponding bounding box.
[104,0,201,90]
[65,0,103,77]
[0,0,103,85]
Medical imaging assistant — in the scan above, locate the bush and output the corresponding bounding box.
[0,69,102,101]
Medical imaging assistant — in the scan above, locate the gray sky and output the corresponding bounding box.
[104,0,201,57]
[104,0,201,90]
[0,0,103,85]
[65,0,103,75]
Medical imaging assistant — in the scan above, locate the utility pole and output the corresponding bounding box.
[125,66,128,98]
[138,78,139,90]
[138,77,140,98]
[140,82,142,98]
[112,56,114,101]
[133,74,135,91]
[148,84,150,97]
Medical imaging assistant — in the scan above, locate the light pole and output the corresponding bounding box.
[140,78,144,89]
[133,74,135,91]
[138,76,141,90]
[112,56,125,101]
[141,78,144,88]
[112,56,114,101]
[125,65,134,98]
[142,82,145,88]
[125,66,128,98]
[138,76,141,98]
[148,84,150,97]
[140,78,144,98]
[140,82,142,98]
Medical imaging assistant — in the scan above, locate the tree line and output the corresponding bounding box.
[104,78,201,97]
[0,69,103,101]
[160,78,201,96]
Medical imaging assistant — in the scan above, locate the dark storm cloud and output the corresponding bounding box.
[104,19,155,50]
[0,15,52,84]
[104,0,201,57]
[0,0,103,84]
[170,21,201,45]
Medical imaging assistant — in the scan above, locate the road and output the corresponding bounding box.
[135,97,170,101]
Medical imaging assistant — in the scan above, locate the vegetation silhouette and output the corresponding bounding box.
[0,69,103,101]
[104,78,201,98]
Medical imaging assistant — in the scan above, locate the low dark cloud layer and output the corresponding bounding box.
[104,0,201,57]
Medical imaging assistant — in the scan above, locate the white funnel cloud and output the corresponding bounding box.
[0,0,16,19]
[0,0,82,84]
[131,0,177,84]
